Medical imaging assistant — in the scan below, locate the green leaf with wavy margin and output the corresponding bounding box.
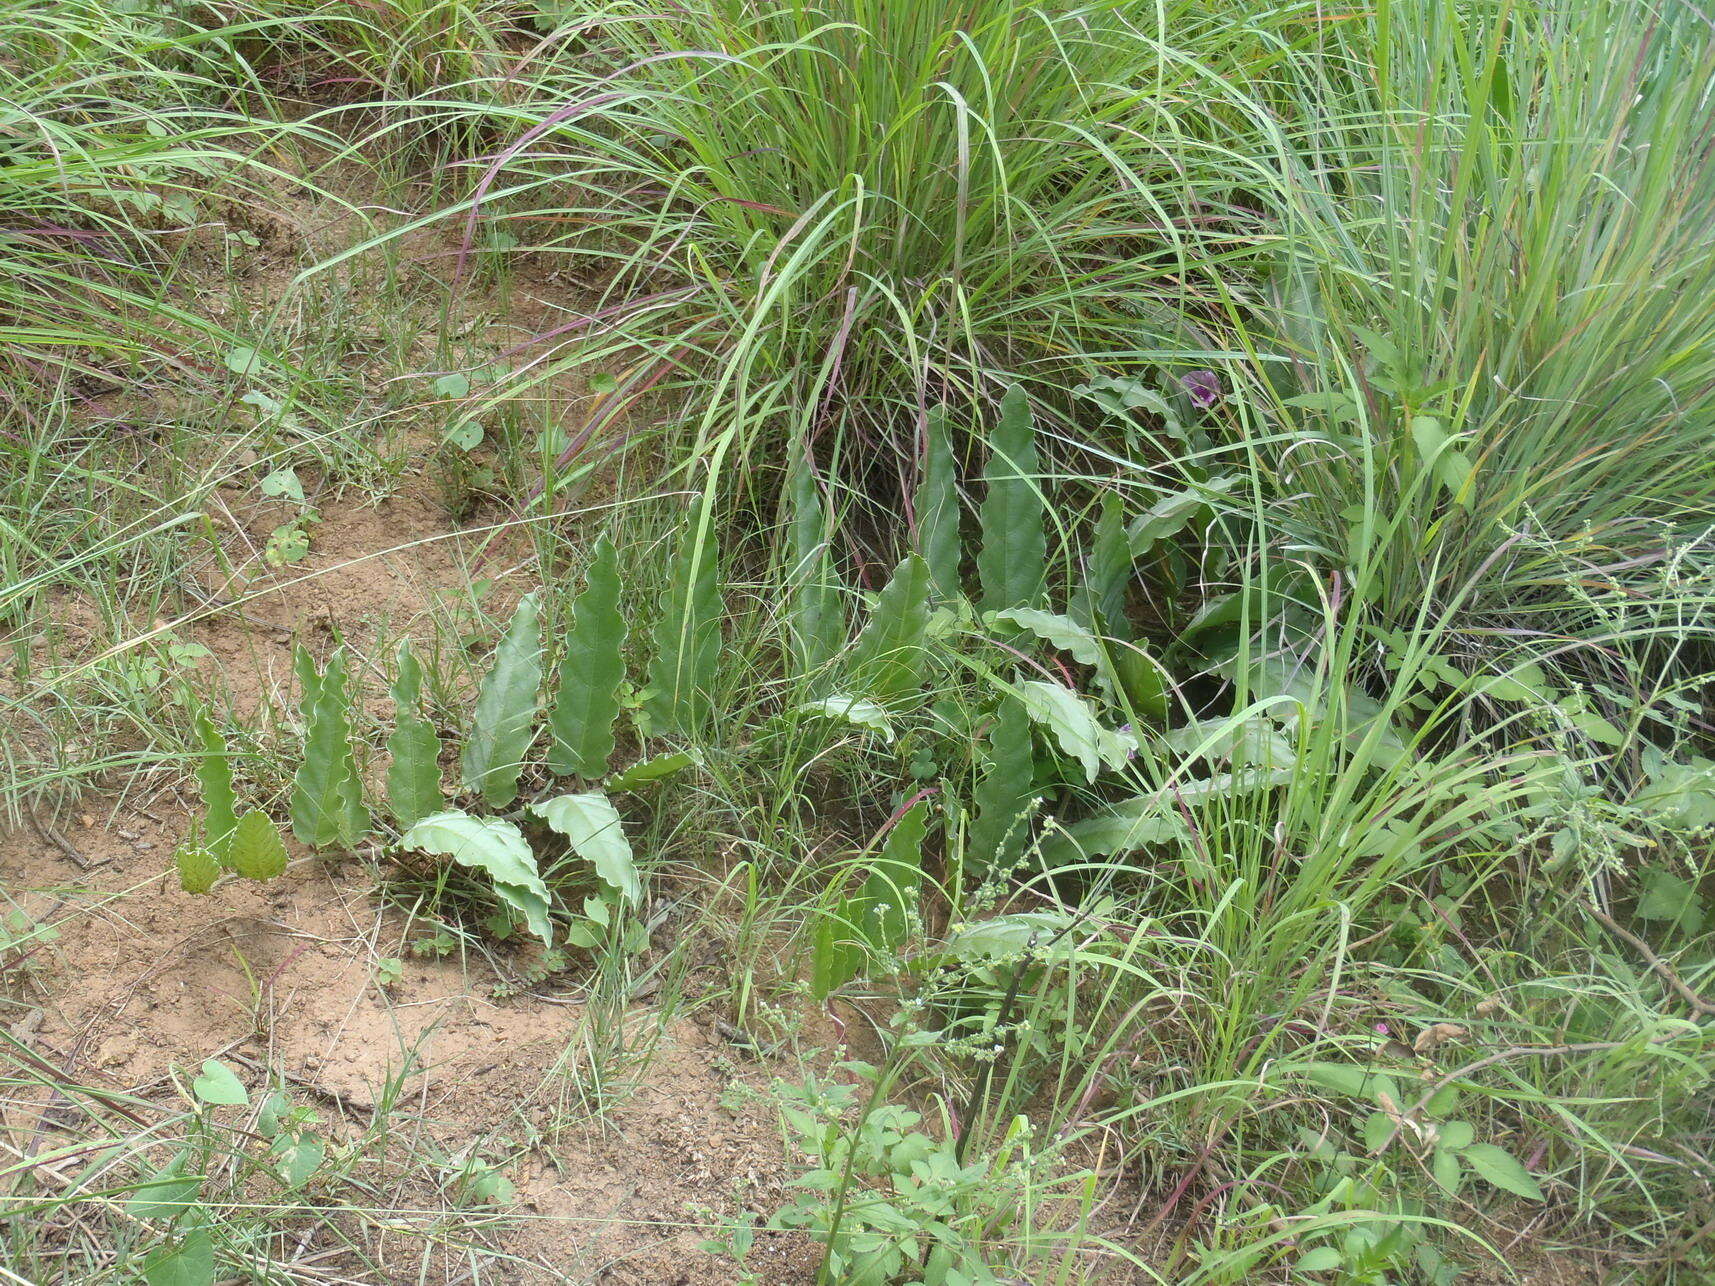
[786,452,844,677]
[796,694,895,742]
[462,592,543,807]
[548,538,629,777]
[918,404,962,600]
[530,791,641,905]
[968,695,1036,876]
[387,641,442,827]
[400,810,552,945]
[290,647,369,848]
[976,385,1045,615]
[645,506,722,735]
[847,553,932,703]
[194,710,236,857]
[1016,679,1135,783]
[226,810,286,881]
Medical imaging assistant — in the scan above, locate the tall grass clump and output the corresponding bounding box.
[1252,0,1715,645]
[0,2,304,391]
[396,0,1297,499]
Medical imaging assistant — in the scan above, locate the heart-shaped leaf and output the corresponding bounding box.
[142,1227,214,1286]
[192,1058,248,1107]
[226,810,286,881]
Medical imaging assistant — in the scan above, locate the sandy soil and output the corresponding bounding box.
[2,741,817,1285]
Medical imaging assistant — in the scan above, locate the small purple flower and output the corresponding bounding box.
[1180,369,1222,411]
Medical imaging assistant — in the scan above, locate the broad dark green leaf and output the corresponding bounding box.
[976,385,1046,615]
[786,453,844,677]
[1081,488,1131,635]
[462,591,543,807]
[645,506,722,736]
[548,537,628,777]
[386,641,442,827]
[918,405,962,600]
[530,791,641,905]
[967,696,1036,877]
[847,553,932,704]
[194,710,236,857]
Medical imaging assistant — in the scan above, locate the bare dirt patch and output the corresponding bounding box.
[1,797,815,1283]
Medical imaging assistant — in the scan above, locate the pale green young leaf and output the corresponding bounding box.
[990,608,1107,669]
[1437,1120,1474,1151]
[399,811,553,945]
[795,694,895,742]
[1363,1110,1395,1152]
[225,810,286,881]
[1015,679,1134,783]
[1431,1148,1464,1196]
[461,591,543,807]
[606,749,701,793]
[192,1058,248,1107]
[976,385,1046,615]
[1635,866,1704,932]
[847,552,932,703]
[548,537,628,777]
[1409,415,1474,506]
[175,843,220,895]
[386,641,442,827]
[289,649,370,849]
[530,792,641,905]
[1295,1248,1344,1274]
